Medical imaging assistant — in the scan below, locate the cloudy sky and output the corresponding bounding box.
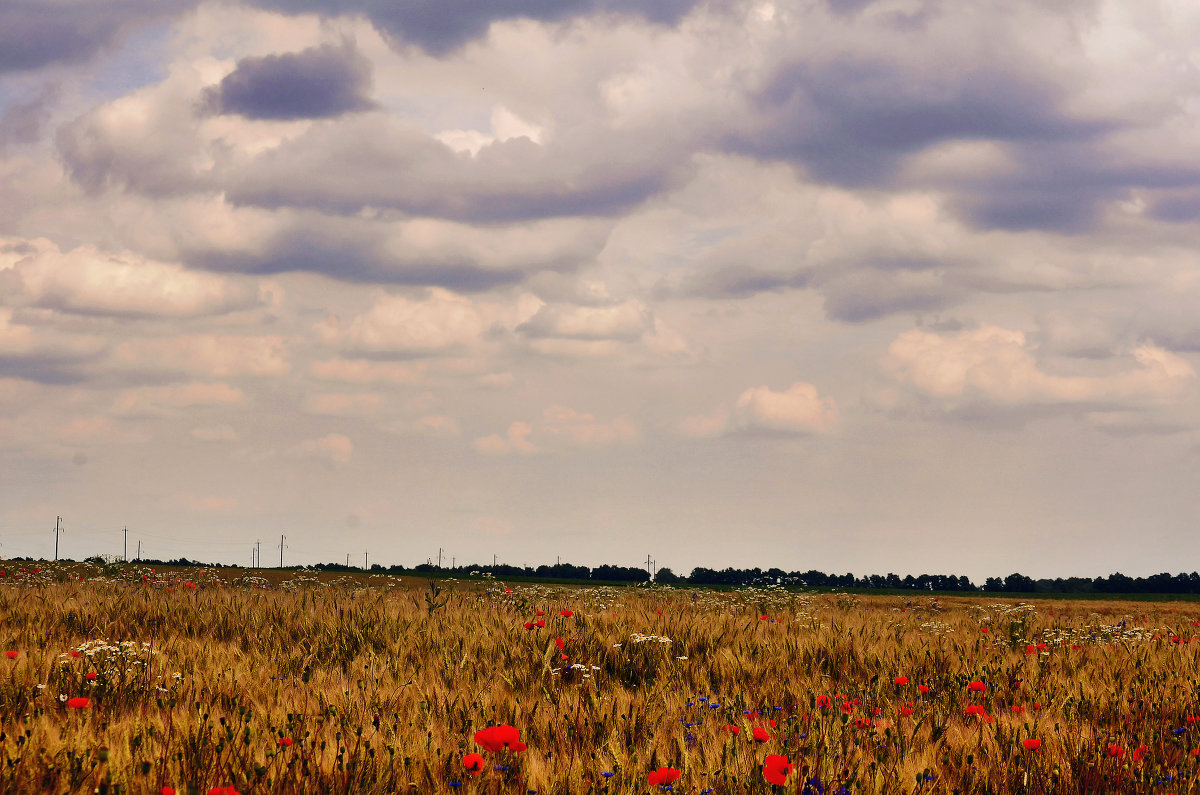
[2,0,1199,580]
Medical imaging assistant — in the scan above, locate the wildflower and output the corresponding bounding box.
[535,610,544,616]
[561,610,574,617]
[918,685,930,695]
[278,738,293,747]
[474,725,525,754]
[160,788,176,795]
[523,622,534,630]
[555,637,565,650]
[894,676,908,685]
[86,672,97,680]
[899,706,914,717]
[535,620,546,628]
[207,788,240,795]
[647,767,681,787]
[1107,744,1124,758]
[968,681,986,693]
[463,753,485,775]
[815,695,831,709]
[4,651,16,659]
[67,697,90,709]
[752,726,771,742]
[722,724,740,735]
[1023,739,1041,751]
[762,754,793,786]
[1131,744,1148,763]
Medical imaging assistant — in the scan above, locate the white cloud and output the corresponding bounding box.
[540,405,638,446]
[734,382,838,434]
[435,105,544,155]
[112,334,289,377]
[473,421,536,455]
[318,288,541,355]
[884,325,1196,409]
[0,236,255,318]
[114,382,244,416]
[385,414,462,437]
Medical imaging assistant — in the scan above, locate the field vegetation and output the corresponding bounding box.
[1,562,1198,794]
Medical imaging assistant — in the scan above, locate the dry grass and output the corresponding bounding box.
[1,562,1198,794]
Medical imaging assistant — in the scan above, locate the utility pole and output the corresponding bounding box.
[54,516,63,561]
[346,553,350,567]
[255,540,261,569]
[363,550,368,570]
[557,555,560,566]
[279,534,285,568]
[493,553,497,567]
[438,547,443,568]
[123,525,128,563]
[137,540,141,561]
[452,556,455,569]
[646,553,652,577]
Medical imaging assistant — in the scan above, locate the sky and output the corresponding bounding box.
[1,0,1199,582]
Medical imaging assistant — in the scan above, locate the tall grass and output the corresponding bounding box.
[0,563,1198,793]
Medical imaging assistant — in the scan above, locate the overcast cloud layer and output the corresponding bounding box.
[3,0,1200,581]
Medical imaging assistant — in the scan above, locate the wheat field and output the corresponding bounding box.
[0,562,1197,794]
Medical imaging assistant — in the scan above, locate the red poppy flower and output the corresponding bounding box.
[815,695,831,708]
[968,681,986,693]
[278,737,293,747]
[841,701,855,714]
[523,622,534,630]
[647,767,681,786]
[752,726,771,742]
[894,676,908,685]
[1023,739,1041,751]
[86,672,97,680]
[561,609,574,617]
[981,627,989,633]
[474,725,523,753]
[1107,744,1124,758]
[555,637,565,650]
[762,754,793,786]
[918,685,930,695]
[1131,745,1148,762]
[722,724,740,735]
[67,697,90,709]
[535,610,544,616]
[160,788,176,795]
[69,650,82,658]
[207,788,240,795]
[1025,645,1037,655]
[535,619,545,628]
[4,651,16,659]
[899,706,914,717]
[463,752,485,775]
[760,615,768,621]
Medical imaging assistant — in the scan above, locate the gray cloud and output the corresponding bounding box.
[729,57,1113,189]
[0,1,191,74]
[224,116,684,221]
[200,42,376,120]
[0,83,59,147]
[250,0,701,54]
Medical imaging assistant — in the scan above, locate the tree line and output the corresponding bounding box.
[14,556,1200,594]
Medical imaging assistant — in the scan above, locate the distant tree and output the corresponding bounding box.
[654,567,681,584]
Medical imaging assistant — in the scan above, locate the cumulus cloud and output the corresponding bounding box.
[0,236,256,317]
[884,325,1196,410]
[247,0,702,54]
[200,42,376,120]
[680,381,838,437]
[384,414,462,437]
[111,334,290,377]
[113,382,244,416]
[0,1,191,74]
[734,382,838,434]
[318,288,540,355]
[474,406,636,454]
